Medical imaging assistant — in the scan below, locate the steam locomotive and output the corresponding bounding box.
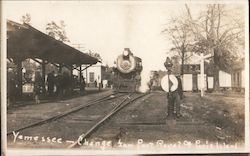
[113,48,142,92]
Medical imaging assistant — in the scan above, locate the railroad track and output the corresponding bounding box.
[67,92,150,148]
[8,90,108,109]
[7,92,125,135]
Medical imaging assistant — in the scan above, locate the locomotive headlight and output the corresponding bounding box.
[123,50,129,56]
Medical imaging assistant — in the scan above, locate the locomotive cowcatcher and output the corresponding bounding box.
[113,48,142,92]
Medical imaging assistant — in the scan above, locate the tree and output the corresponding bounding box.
[87,50,102,61]
[46,20,70,42]
[21,13,31,24]
[162,16,194,75]
[171,55,181,75]
[185,4,244,90]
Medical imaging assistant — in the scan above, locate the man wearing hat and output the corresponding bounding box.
[162,57,181,118]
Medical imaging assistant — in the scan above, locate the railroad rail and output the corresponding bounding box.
[68,92,150,148]
[7,92,125,135]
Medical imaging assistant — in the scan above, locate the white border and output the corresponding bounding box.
[1,1,7,156]
[1,0,249,155]
[244,1,249,153]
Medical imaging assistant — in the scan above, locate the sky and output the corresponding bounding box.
[3,1,247,91]
[4,1,184,69]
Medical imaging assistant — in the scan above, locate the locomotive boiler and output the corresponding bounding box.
[113,48,142,92]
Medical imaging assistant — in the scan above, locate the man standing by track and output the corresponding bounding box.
[163,57,181,119]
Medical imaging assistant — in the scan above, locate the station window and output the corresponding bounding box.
[89,72,95,83]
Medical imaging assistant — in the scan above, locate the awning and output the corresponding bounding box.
[7,20,99,65]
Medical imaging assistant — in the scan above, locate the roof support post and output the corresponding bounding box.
[79,65,82,85]
[41,60,46,95]
[82,64,93,71]
[85,67,88,86]
[15,59,23,98]
[73,65,80,71]
[70,64,73,95]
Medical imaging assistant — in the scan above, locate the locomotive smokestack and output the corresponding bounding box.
[123,48,131,57]
[124,48,131,52]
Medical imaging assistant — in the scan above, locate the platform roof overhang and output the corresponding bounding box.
[7,20,99,65]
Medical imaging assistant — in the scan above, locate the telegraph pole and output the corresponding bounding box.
[194,52,213,97]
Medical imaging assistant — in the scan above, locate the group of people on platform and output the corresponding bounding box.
[7,69,86,105]
[34,71,86,104]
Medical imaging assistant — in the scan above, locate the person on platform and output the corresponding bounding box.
[94,80,97,88]
[62,72,71,97]
[34,71,43,104]
[47,71,55,96]
[55,72,63,98]
[80,76,86,93]
[164,57,181,118]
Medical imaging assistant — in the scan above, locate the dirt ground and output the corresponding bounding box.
[90,91,245,151]
[7,91,246,152]
[7,92,127,148]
